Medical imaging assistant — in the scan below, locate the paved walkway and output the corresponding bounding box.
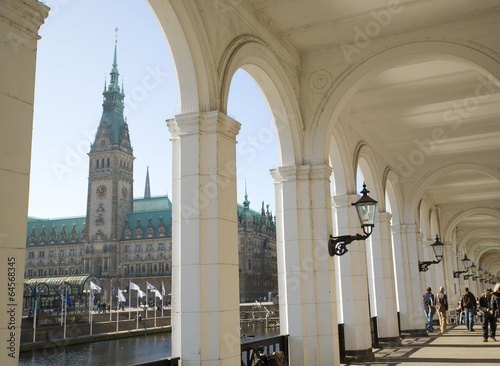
[345,324,500,365]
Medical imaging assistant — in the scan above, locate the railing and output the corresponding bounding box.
[241,335,288,366]
[130,357,180,366]
[370,316,379,348]
[397,311,401,336]
[338,323,346,363]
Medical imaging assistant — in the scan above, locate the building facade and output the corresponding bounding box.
[24,42,277,303]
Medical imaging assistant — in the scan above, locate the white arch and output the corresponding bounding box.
[445,207,500,247]
[408,163,500,228]
[148,0,209,112]
[384,169,403,225]
[310,40,500,167]
[458,229,500,255]
[217,36,303,167]
[329,124,352,196]
[353,142,384,204]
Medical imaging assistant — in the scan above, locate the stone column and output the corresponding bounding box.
[0,1,49,365]
[390,224,407,332]
[272,164,340,366]
[333,194,373,362]
[402,225,426,335]
[366,212,400,345]
[167,111,241,366]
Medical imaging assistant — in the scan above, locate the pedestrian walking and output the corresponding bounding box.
[437,286,448,334]
[479,288,496,342]
[423,287,435,332]
[460,287,476,331]
[491,283,500,323]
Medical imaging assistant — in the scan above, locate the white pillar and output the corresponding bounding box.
[333,194,373,361]
[272,164,340,366]
[390,225,406,324]
[0,2,49,365]
[402,225,427,335]
[367,212,400,345]
[168,111,241,366]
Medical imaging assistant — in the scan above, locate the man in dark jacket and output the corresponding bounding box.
[491,283,500,325]
[479,288,496,342]
[437,286,448,334]
[423,287,435,332]
[460,287,476,331]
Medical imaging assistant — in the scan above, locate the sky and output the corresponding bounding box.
[29,0,278,219]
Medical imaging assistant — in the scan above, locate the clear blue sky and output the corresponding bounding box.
[29,0,278,219]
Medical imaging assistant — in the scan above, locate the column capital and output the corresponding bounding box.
[167,111,241,140]
[332,194,359,208]
[309,164,332,180]
[1,0,49,40]
[375,211,392,224]
[390,224,405,235]
[271,163,332,183]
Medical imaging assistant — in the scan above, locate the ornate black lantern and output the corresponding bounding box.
[464,263,477,280]
[328,183,377,256]
[453,254,471,278]
[418,235,445,272]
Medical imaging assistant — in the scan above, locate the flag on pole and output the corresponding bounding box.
[162,281,165,297]
[61,282,65,297]
[129,281,140,291]
[90,281,102,293]
[138,289,146,298]
[111,280,116,296]
[66,289,72,307]
[146,281,156,291]
[155,289,162,299]
[118,289,127,302]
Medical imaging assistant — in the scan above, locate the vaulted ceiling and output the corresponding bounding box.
[246,0,500,274]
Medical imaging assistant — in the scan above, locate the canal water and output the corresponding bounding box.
[19,324,279,366]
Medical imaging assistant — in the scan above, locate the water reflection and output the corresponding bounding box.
[19,333,172,366]
[20,325,279,365]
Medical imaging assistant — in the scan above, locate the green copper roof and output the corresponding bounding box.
[26,216,86,245]
[237,203,275,228]
[123,211,171,239]
[133,195,172,212]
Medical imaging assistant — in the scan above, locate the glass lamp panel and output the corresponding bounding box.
[355,202,377,227]
[470,263,477,274]
[431,236,444,259]
[462,255,471,269]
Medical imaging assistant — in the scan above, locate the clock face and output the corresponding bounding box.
[121,186,128,198]
[95,184,107,198]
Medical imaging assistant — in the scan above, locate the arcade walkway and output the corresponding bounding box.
[345,324,500,365]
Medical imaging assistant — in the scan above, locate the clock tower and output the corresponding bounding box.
[86,32,134,244]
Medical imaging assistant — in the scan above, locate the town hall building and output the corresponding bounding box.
[24,41,277,304]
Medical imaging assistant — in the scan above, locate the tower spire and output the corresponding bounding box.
[243,178,250,209]
[97,27,126,145]
[144,166,151,199]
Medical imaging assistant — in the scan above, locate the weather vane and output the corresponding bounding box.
[115,27,118,44]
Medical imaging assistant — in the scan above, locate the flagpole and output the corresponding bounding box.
[116,292,119,333]
[33,286,37,343]
[136,290,139,330]
[63,287,67,339]
[154,291,157,328]
[90,289,93,336]
[60,284,64,326]
[161,281,165,318]
[88,288,91,323]
[128,281,132,320]
[109,283,112,322]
